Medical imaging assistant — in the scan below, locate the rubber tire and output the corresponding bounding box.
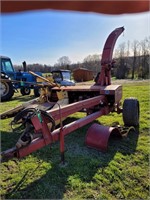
[123,98,139,126]
[34,86,40,97]
[20,87,31,96]
[0,73,14,101]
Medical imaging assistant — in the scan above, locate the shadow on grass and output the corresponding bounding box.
[1,130,21,152]
[12,94,35,102]
[2,117,139,199]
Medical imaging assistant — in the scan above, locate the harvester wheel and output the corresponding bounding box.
[20,87,31,95]
[123,98,139,126]
[0,73,14,101]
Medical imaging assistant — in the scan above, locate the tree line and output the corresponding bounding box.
[14,37,150,79]
[114,37,150,79]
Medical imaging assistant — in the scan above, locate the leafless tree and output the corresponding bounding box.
[139,37,150,78]
[55,56,71,70]
[83,54,100,74]
[83,54,100,63]
[131,40,139,79]
[116,42,127,79]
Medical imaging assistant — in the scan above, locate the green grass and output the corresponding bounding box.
[0,80,149,199]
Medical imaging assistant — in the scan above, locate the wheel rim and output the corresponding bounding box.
[25,88,30,93]
[0,82,9,96]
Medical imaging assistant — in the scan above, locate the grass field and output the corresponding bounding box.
[0,80,149,199]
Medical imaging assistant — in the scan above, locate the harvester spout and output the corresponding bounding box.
[96,26,125,86]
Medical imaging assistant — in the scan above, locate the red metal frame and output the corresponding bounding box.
[1,27,125,162]
[2,95,109,159]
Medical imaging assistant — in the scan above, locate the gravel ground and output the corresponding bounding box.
[76,79,150,85]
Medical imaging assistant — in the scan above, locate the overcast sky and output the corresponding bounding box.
[0,10,149,65]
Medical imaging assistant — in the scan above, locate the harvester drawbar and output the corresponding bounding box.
[1,27,140,163]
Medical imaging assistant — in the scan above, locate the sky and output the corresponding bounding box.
[0,9,149,66]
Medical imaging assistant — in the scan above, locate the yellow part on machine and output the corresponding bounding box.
[37,87,51,103]
[36,75,54,83]
[29,71,58,87]
[57,91,68,100]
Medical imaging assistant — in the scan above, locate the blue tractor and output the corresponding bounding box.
[0,56,42,101]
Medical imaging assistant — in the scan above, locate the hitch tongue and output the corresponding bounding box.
[1,146,18,161]
[15,122,34,148]
[15,122,42,149]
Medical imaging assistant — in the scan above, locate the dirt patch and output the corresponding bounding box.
[76,79,150,86]
[112,79,149,85]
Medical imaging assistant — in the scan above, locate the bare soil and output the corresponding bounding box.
[76,79,150,85]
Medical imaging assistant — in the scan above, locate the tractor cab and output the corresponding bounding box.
[51,69,75,86]
[0,56,16,80]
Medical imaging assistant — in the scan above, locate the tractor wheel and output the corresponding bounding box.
[34,86,40,97]
[123,98,139,126]
[20,87,31,96]
[0,73,14,101]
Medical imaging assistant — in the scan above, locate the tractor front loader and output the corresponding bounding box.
[0,27,139,163]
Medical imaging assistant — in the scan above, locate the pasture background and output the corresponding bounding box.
[0,80,149,199]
